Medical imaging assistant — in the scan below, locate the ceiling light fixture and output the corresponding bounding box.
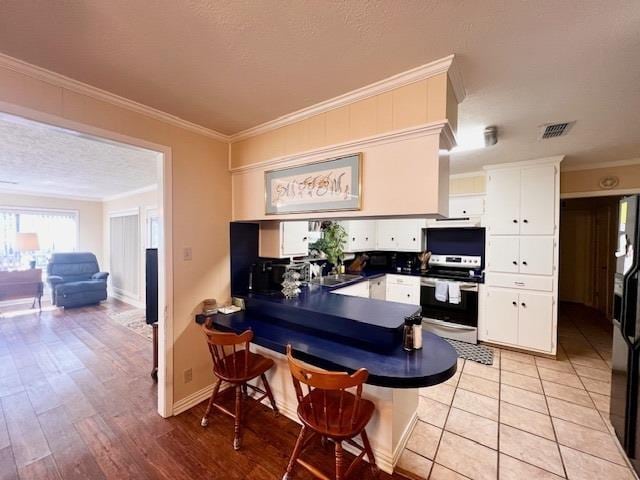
[451,125,498,153]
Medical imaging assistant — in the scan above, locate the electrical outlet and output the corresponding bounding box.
[183,247,192,261]
[184,368,193,383]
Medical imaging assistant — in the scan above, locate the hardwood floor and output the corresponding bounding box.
[0,300,397,479]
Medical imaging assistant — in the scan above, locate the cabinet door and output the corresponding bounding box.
[518,292,554,352]
[369,276,386,300]
[519,237,554,275]
[520,164,556,235]
[386,283,419,305]
[341,221,361,252]
[376,220,399,250]
[485,288,519,345]
[487,169,521,235]
[396,219,424,252]
[281,221,309,256]
[487,237,520,273]
[449,196,485,217]
[360,220,377,251]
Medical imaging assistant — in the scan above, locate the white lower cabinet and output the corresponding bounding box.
[369,276,387,300]
[385,275,420,305]
[518,291,554,351]
[331,281,370,299]
[484,287,554,353]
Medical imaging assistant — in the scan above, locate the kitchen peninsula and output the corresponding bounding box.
[197,277,457,474]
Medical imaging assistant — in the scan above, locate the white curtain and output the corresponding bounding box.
[109,214,140,298]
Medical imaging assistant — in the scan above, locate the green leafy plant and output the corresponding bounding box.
[318,222,347,268]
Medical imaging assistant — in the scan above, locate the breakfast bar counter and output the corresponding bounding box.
[196,282,458,474]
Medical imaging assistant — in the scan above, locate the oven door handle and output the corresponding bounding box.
[420,280,478,291]
[422,318,477,331]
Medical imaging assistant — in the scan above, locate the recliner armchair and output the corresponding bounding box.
[47,252,109,308]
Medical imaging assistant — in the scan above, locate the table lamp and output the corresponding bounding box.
[16,232,40,269]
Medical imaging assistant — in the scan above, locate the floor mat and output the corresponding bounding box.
[108,308,152,340]
[445,338,494,365]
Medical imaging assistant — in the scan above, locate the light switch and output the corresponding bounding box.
[183,247,192,261]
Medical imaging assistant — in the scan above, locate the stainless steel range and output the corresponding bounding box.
[420,254,482,344]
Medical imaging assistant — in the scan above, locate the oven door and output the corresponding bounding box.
[419,278,478,328]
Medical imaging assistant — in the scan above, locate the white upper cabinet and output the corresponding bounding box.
[487,164,557,235]
[376,219,426,252]
[260,221,309,258]
[341,220,377,252]
[449,195,485,218]
[520,165,556,235]
[487,169,521,234]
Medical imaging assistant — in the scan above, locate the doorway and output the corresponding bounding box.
[0,106,173,418]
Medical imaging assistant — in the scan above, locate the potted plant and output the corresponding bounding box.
[310,222,347,274]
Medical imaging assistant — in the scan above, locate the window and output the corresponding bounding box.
[109,212,140,299]
[0,208,78,270]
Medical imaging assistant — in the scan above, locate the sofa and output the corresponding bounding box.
[47,252,109,308]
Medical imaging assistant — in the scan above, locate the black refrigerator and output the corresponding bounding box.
[611,194,640,472]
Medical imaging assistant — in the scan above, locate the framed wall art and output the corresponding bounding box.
[265,153,362,215]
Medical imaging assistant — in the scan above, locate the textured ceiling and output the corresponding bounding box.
[0,113,159,199]
[0,1,639,172]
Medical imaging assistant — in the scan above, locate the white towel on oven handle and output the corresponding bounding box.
[448,282,461,304]
[435,280,448,302]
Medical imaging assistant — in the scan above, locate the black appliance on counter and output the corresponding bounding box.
[249,260,287,294]
[611,195,640,473]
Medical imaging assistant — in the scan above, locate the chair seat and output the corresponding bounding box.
[214,351,275,383]
[56,280,106,295]
[297,389,375,439]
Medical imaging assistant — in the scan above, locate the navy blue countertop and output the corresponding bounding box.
[202,311,458,389]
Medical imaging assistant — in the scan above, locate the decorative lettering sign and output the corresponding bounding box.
[265,154,362,214]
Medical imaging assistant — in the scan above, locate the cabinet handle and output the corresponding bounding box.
[513,219,518,223]
[407,294,411,298]
[523,219,529,223]
[391,237,395,241]
[521,302,527,307]
[303,237,308,241]
[463,210,467,214]
[512,261,518,265]
[365,237,369,241]
[514,281,525,286]
[412,237,416,242]
[352,237,356,241]
[522,261,528,266]
[512,301,517,306]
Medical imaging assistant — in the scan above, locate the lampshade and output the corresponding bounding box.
[16,232,40,252]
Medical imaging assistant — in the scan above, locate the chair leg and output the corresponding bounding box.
[283,425,307,480]
[335,441,345,480]
[361,430,379,478]
[233,385,243,450]
[201,378,221,427]
[241,383,248,400]
[261,373,279,417]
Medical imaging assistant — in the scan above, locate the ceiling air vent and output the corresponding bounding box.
[538,121,574,140]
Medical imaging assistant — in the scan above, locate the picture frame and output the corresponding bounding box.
[265,153,362,215]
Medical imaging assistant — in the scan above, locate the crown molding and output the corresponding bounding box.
[483,155,565,171]
[561,157,640,172]
[230,120,453,173]
[102,184,158,202]
[231,54,464,142]
[0,53,230,143]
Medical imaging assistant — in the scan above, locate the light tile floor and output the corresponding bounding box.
[397,303,639,480]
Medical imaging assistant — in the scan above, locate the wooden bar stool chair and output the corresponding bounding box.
[283,345,378,480]
[201,324,279,450]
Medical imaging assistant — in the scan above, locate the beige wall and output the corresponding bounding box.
[0,65,231,403]
[103,188,159,306]
[0,192,103,265]
[561,164,640,194]
[230,73,454,169]
[450,175,486,195]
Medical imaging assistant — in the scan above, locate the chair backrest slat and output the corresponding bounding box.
[285,345,368,433]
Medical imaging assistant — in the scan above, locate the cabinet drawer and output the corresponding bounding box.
[485,273,553,292]
[386,283,420,305]
[386,274,420,287]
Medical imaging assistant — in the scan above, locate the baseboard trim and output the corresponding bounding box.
[109,291,144,309]
[172,381,232,416]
